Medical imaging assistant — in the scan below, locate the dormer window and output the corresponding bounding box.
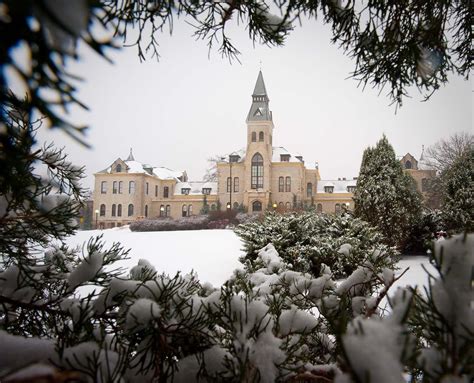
[181,188,191,195]
[324,186,334,193]
[347,186,356,193]
[296,156,303,162]
[229,155,240,163]
[116,164,122,172]
[202,188,211,195]
[280,154,290,162]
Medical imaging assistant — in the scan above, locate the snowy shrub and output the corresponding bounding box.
[404,209,446,254]
[130,215,210,231]
[235,211,397,279]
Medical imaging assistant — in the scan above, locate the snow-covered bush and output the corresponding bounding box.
[130,215,210,231]
[404,209,445,254]
[235,211,397,278]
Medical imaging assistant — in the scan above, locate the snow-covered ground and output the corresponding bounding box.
[63,226,436,290]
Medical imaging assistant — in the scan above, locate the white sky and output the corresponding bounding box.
[33,16,471,190]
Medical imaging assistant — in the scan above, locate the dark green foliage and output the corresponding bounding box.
[353,135,423,248]
[404,209,445,254]
[235,211,397,279]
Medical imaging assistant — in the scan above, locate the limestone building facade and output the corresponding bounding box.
[92,71,434,226]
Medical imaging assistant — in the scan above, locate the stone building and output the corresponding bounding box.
[92,70,435,225]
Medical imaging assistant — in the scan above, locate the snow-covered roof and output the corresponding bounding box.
[152,167,184,180]
[219,147,317,168]
[317,179,357,193]
[174,181,217,195]
[98,157,184,181]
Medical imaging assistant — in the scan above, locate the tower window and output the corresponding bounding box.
[251,132,257,142]
[259,131,264,141]
[251,153,264,189]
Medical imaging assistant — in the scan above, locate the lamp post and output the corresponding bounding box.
[95,209,99,229]
[222,156,233,211]
[272,202,277,210]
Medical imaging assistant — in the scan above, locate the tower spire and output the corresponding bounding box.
[126,148,135,161]
[247,70,271,122]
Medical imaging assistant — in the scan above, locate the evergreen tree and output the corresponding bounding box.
[353,135,422,248]
[441,148,474,232]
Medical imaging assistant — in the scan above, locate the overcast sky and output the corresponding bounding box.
[33,15,472,190]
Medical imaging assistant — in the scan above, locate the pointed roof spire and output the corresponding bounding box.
[247,70,272,122]
[252,70,268,96]
[420,144,425,160]
[126,148,135,161]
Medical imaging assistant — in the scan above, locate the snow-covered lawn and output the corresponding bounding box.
[64,226,436,290]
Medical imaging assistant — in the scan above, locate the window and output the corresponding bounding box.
[405,160,412,169]
[233,202,239,210]
[128,204,134,216]
[210,204,216,211]
[146,182,149,195]
[278,202,284,209]
[421,178,428,192]
[116,164,122,172]
[164,186,169,198]
[307,183,313,197]
[112,204,116,217]
[324,186,334,193]
[181,188,190,195]
[188,205,193,216]
[202,188,211,195]
[155,185,158,197]
[259,131,264,141]
[285,177,291,192]
[285,202,291,210]
[100,204,106,216]
[252,200,262,212]
[117,204,122,217]
[251,153,264,189]
[101,181,107,194]
[234,177,239,192]
[317,203,323,213]
[230,155,240,163]
[129,181,136,194]
[335,204,341,215]
[280,154,290,162]
[251,132,257,142]
[347,186,356,193]
[279,177,284,192]
[118,181,123,194]
[145,205,148,217]
[113,181,118,194]
[227,177,232,192]
[160,205,165,217]
[165,205,170,217]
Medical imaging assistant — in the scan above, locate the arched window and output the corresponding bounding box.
[160,205,165,217]
[307,183,313,197]
[128,204,134,217]
[210,204,216,211]
[112,204,116,217]
[101,181,107,194]
[182,204,188,217]
[251,132,257,142]
[129,181,136,194]
[278,202,284,209]
[234,177,239,192]
[164,186,169,198]
[118,181,123,194]
[259,131,264,141]
[252,200,262,212]
[100,204,106,216]
[335,203,341,215]
[285,177,291,192]
[165,205,171,217]
[279,177,284,192]
[188,205,193,216]
[405,160,412,169]
[117,204,122,217]
[113,181,118,194]
[145,205,148,217]
[227,177,232,192]
[316,203,323,213]
[251,153,264,189]
[285,202,291,210]
[116,164,122,172]
[233,202,239,210]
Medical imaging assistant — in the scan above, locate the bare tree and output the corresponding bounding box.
[203,154,225,182]
[425,132,473,173]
